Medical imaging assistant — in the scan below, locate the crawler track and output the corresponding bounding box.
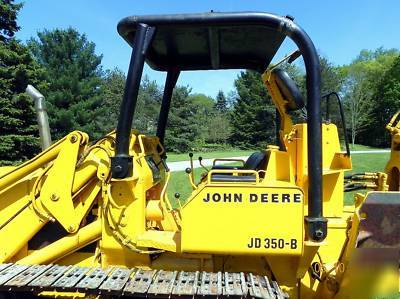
[0,263,288,298]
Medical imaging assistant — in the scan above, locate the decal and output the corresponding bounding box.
[203,192,302,203]
[247,237,298,249]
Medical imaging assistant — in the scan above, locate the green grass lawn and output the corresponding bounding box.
[348,143,389,151]
[167,169,203,206]
[166,149,391,207]
[166,149,253,162]
[344,152,390,205]
[165,144,387,163]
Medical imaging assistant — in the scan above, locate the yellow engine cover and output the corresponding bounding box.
[181,184,304,255]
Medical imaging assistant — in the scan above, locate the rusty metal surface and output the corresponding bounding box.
[272,280,288,299]
[52,266,90,289]
[0,264,11,273]
[247,273,274,299]
[147,270,177,298]
[5,264,51,288]
[0,263,288,298]
[29,265,71,288]
[223,272,246,298]
[198,271,222,297]
[99,268,132,295]
[358,192,400,248]
[123,269,156,296]
[172,271,199,298]
[75,267,110,292]
[0,264,29,286]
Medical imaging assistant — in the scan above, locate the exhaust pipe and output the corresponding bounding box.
[26,85,52,150]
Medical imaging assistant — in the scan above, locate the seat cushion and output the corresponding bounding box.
[244,152,267,170]
[210,174,257,183]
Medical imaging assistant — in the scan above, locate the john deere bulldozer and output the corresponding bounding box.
[0,12,398,299]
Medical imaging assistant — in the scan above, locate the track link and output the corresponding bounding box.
[0,263,289,298]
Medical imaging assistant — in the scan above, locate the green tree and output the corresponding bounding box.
[188,93,214,147]
[100,68,126,132]
[318,56,346,143]
[134,75,163,134]
[214,90,227,112]
[366,54,400,146]
[230,70,276,149]
[0,0,21,42]
[28,28,104,140]
[165,86,200,152]
[341,48,399,145]
[320,56,343,96]
[0,0,45,165]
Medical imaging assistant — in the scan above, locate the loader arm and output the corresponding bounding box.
[0,131,107,263]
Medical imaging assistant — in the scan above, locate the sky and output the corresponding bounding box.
[16,0,400,98]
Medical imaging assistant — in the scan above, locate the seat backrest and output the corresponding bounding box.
[244,152,267,170]
[272,68,305,111]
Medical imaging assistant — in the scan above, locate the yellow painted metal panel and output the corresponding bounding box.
[40,132,84,233]
[181,185,304,255]
[136,230,180,252]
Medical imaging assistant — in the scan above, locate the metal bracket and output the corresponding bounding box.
[305,216,328,242]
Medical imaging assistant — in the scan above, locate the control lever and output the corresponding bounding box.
[157,156,169,172]
[157,155,169,172]
[198,156,209,172]
[185,168,197,190]
[188,153,195,185]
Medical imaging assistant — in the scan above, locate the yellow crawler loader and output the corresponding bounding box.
[0,12,398,299]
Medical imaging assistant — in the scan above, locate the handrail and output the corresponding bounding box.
[207,169,260,184]
[322,92,350,156]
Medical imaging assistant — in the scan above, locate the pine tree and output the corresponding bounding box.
[230,70,276,149]
[100,68,126,133]
[134,75,163,135]
[0,0,45,165]
[28,28,104,140]
[214,90,227,112]
[165,86,199,152]
[0,0,21,42]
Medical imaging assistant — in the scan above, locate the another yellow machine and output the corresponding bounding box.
[0,12,398,299]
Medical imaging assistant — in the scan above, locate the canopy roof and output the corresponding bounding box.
[117,12,288,72]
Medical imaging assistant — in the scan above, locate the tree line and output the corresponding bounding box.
[1,0,400,165]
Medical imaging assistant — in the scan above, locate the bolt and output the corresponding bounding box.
[285,15,295,21]
[114,165,123,175]
[315,229,324,240]
[68,225,75,233]
[50,193,59,201]
[70,135,78,143]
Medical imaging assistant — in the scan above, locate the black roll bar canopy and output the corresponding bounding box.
[111,12,327,241]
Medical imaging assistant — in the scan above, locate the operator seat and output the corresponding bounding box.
[210,151,267,182]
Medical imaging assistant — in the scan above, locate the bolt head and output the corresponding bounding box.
[315,229,324,239]
[50,193,59,201]
[70,135,78,143]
